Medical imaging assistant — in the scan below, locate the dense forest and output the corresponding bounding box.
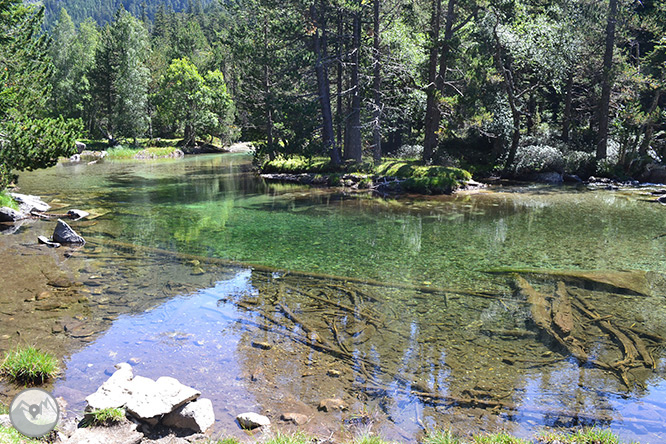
[1,0,665,190]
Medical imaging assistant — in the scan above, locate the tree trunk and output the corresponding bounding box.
[639,89,661,155]
[423,0,442,163]
[562,70,573,141]
[492,20,521,172]
[597,0,618,161]
[345,1,362,163]
[336,11,344,149]
[372,0,382,165]
[313,1,341,166]
[264,18,275,159]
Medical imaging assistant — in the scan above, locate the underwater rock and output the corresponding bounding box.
[251,341,272,350]
[53,219,86,245]
[317,398,348,412]
[279,413,309,425]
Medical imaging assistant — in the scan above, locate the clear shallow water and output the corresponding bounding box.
[4,154,666,442]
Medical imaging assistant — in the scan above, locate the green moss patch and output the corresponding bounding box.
[261,157,472,194]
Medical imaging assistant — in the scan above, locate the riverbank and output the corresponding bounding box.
[0,421,640,444]
[72,139,254,162]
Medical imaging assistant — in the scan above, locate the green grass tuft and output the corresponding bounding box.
[0,191,19,210]
[423,430,463,444]
[201,429,634,444]
[0,346,59,385]
[472,432,529,444]
[80,407,125,427]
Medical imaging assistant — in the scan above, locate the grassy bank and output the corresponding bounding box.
[78,137,228,160]
[261,156,473,194]
[212,429,635,444]
[105,146,182,160]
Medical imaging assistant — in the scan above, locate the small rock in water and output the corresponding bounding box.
[38,235,61,248]
[236,412,271,430]
[53,219,86,245]
[326,369,342,378]
[36,291,53,301]
[318,398,348,412]
[251,341,272,350]
[280,412,309,425]
[67,209,90,220]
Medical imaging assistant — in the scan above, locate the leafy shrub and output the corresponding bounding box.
[512,144,565,175]
[0,346,59,385]
[563,150,595,176]
[393,145,424,159]
[0,191,19,210]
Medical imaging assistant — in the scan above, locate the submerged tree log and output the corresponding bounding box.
[515,276,588,363]
[552,281,574,336]
[490,267,652,296]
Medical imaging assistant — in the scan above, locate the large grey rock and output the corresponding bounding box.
[0,206,24,222]
[86,363,135,411]
[64,419,142,444]
[125,376,200,425]
[9,192,50,213]
[53,219,86,244]
[162,398,214,433]
[236,412,270,430]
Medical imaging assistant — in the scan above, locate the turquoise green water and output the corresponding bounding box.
[19,155,666,289]
[9,154,666,443]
